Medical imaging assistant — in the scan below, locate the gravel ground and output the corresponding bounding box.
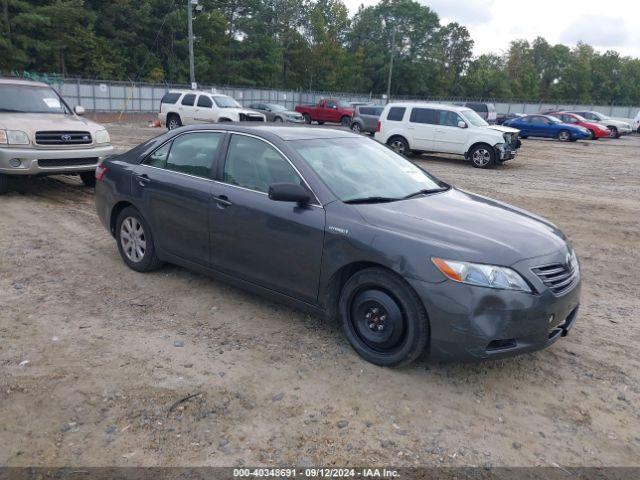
[0,123,639,468]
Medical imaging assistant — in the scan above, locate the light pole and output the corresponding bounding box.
[386,24,396,104]
[187,0,198,88]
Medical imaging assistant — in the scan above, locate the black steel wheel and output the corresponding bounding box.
[339,268,429,367]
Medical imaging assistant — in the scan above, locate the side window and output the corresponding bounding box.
[197,95,213,108]
[165,132,222,178]
[410,108,437,124]
[359,107,370,115]
[386,107,406,121]
[438,110,462,127]
[327,101,337,109]
[181,94,196,106]
[373,107,384,116]
[223,135,302,194]
[146,142,171,168]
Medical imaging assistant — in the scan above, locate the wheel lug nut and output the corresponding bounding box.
[369,323,375,329]
[365,313,372,319]
[380,315,386,321]
[377,325,384,331]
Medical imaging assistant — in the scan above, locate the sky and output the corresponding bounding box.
[343,0,640,59]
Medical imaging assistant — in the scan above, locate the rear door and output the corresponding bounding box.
[178,93,197,124]
[408,107,437,151]
[209,133,325,303]
[132,131,223,265]
[433,109,468,154]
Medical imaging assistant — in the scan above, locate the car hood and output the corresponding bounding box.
[486,125,519,134]
[0,113,105,134]
[355,188,568,266]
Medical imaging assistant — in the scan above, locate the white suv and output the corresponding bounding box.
[158,90,265,129]
[634,110,640,134]
[375,102,521,168]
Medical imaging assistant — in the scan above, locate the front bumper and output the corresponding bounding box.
[494,142,520,162]
[0,145,115,175]
[408,252,581,362]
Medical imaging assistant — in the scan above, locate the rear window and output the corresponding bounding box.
[161,92,181,104]
[386,107,406,121]
[409,108,437,124]
[181,94,196,106]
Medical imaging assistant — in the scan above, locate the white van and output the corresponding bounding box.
[158,90,265,129]
[375,102,521,168]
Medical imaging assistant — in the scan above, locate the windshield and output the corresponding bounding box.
[545,115,562,123]
[266,103,287,112]
[213,95,241,108]
[460,109,488,127]
[338,100,351,108]
[290,137,447,203]
[0,84,69,114]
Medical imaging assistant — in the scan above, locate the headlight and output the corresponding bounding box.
[432,257,532,293]
[0,130,30,145]
[95,129,110,144]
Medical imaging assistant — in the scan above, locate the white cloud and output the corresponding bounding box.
[342,0,640,58]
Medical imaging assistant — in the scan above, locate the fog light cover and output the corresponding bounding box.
[9,158,22,167]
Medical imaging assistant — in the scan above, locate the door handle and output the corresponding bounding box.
[213,194,232,208]
[136,173,150,187]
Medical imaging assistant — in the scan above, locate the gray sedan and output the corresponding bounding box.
[248,103,304,123]
[95,125,580,367]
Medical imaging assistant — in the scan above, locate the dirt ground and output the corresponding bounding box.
[1,123,639,468]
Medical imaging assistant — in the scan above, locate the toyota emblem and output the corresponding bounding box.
[61,134,72,142]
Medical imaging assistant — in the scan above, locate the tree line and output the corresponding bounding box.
[2,0,640,104]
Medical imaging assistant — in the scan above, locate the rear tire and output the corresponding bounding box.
[339,268,429,367]
[303,114,311,124]
[273,116,283,123]
[469,144,495,168]
[340,116,351,126]
[351,122,363,134]
[167,114,182,130]
[588,130,597,140]
[79,171,96,187]
[0,174,8,195]
[387,136,410,156]
[608,126,620,138]
[557,130,571,142]
[115,207,164,273]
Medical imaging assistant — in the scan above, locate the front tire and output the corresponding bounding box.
[79,171,96,187]
[351,122,363,134]
[608,126,620,138]
[557,130,571,142]
[303,114,311,124]
[387,136,410,156]
[339,268,429,367]
[115,207,164,272]
[167,114,182,130]
[469,144,495,168]
[0,174,8,195]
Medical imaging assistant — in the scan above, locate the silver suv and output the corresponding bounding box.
[0,78,114,194]
[350,105,384,134]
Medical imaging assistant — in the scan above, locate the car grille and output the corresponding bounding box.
[239,114,264,122]
[503,132,520,149]
[35,131,92,145]
[38,158,99,168]
[532,261,579,295]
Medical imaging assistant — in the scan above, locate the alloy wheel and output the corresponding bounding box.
[389,139,406,154]
[558,131,570,141]
[120,217,147,263]
[472,148,491,167]
[351,123,361,133]
[168,118,179,130]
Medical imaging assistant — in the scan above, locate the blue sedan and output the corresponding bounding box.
[504,114,591,142]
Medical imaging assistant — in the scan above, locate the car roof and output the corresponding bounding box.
[384,102,469,112]
[167,90,231,97]
[0,77,50,87]
[170,124,358,141]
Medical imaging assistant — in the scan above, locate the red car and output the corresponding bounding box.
[295,98,354,126]
[549,112,611,139]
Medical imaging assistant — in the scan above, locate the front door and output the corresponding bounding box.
[434,109,468,154]
[132,131,223,265]
[209,133,325,303]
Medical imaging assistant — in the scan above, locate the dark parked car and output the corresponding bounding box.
[350,105,384,134]
[503,114,591,141]
[496,112,524,125]
[95,125,581,367]
[248,103,304,123]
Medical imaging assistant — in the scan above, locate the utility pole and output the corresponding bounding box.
[187,0,195,88]
[386,25,396,104]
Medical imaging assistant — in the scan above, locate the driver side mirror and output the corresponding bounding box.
[268,183,310,204]
[457,120,467,128]
[74,105,85,116]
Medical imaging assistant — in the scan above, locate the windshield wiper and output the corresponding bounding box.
[402,188,448,199]
[344,196,401,204]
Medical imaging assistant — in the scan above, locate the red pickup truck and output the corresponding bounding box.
[295,98,354,126]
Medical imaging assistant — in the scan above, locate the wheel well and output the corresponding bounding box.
[219,118,232,122]
[109,201,134,236]
[465,141,493,158]
[323,261,395,323]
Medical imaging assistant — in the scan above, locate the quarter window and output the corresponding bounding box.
[197,95,213,108]
[146,142,171,168]
[165,132,222,178]
[223,135,302,194]
[410,108,437,124]
[386,107,406,121]
[181,94,196,106]
[161,92,181,104]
